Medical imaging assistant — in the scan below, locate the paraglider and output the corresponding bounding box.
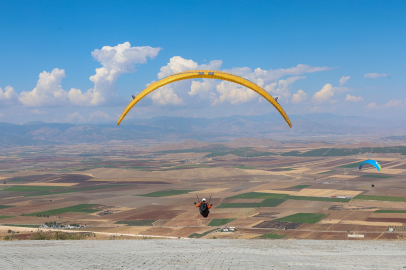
[194,195,212,218]
[359,160,381,171]
[117,70,292,128]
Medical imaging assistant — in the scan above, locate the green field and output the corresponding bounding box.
[354,195,406,202]
[375,210,406,213]
[317,170,334,174]
[2,186,67,192]
[362,174,393,178]
[0,216,14,220]
[188,228,217,238]
[0,205,13,209]
[338,162,361,168]
[208,218,236,226]
[26,204,99,216]
[227,192,288,199]
[275,213,328,224]
[234,166,257,169]
[6,178,30,182]
[2,224,40,228]
[288,196,351,203]
[24,185,124,197]
[290,185,311,189]
[139,190,195,197]
[217,198,286,208]
[257,232,286,239]
[226,192,350,204]
[115,220,156,226]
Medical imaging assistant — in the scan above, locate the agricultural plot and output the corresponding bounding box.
[290,185,311,189]
[362,174,393,178]
[375,210,406,213]
[256,232,286,239]
[0,216,14,220]
[139,190,195,197]
[275,213,328,224]
[25,204,99,216]
[24,185,125,197]
[2,186,67,192]
[208,219,236,226]
[115,220,156,226]
[0,205,13,209]
[354,195,406,202]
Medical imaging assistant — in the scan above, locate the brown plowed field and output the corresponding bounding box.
[366,217,406,223]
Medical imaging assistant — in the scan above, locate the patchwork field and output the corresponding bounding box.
[1,141,406,240]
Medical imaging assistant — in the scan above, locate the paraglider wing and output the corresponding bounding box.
[117,70,292,128]
[359,160,381,171]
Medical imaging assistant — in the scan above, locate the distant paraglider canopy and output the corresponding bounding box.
[117,70,292,128]
[359,160,381,171]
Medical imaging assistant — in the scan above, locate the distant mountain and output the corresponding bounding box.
[0,113,405,146]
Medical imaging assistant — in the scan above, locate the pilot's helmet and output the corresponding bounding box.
[202,198,206,202]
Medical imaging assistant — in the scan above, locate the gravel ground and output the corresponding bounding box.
[1,240,406,270]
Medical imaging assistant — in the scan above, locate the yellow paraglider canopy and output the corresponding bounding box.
[117,70,292,128]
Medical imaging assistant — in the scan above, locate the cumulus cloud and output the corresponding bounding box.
[292,90,308,103]
[365,100,404,110]
[212,81,258,105]
[384,100,403,108]
[30,109,47,115]
[151,57,331,106]
[0,86,19,105]
[264,76,306,99]
[339,76,350,86]
[158,56,222,79]
[19,68,68,106]
[364,73,389,79]
[150,85,184,106]
[345,94,363,102]
[19,42,161,107]
[312,84,335,103]
[67,112,85,123]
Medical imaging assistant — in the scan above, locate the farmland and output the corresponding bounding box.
[0,140,406,240]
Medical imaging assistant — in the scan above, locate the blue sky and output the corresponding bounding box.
[0,0,405,124]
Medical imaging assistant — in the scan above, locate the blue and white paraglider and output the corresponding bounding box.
[359,160,381,171]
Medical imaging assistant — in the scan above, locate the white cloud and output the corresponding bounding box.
[19,42,161,107]
[339,76,350,86]
[244,64,332,84]
[0,113,5,118]
[150,85,184,106]
[384,100,403,108]
[19,68,67,106]
[158,56,222,79]
[30,109,47,115]
[345,94,363,102]
[264,76,306,99]
[364,73,389,79]
[89,111,112,121]
[0,86,19,105]
[66,112,85,123]
[366,102,378,109]
[292,90,308,103]
[153,57,331,107]
[365,100,403,110]
[312,84,335,103]
[212,81,258,105]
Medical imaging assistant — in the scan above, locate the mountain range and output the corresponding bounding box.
[0,113,405,146]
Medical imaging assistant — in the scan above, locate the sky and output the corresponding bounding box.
[0,0,405,124]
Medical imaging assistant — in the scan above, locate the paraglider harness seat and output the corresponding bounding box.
[199,202,209,217]
[195,195,212,218]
